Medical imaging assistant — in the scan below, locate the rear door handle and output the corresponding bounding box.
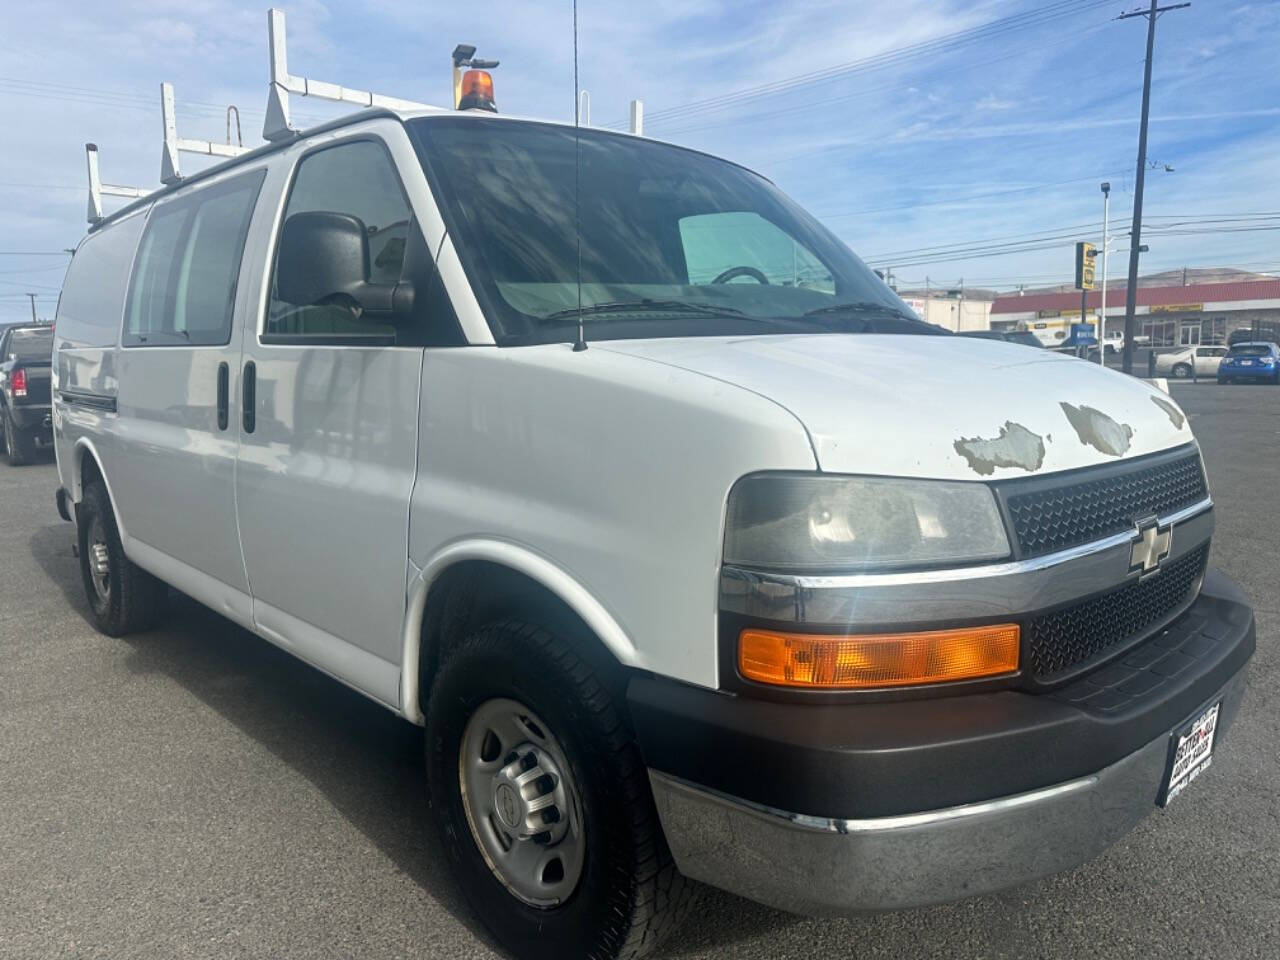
[216,362,229,431]
[242,361,256,433]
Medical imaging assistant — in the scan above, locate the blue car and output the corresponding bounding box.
[1217,341,1280,384]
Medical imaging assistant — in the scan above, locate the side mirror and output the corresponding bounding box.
[276,211,413,321]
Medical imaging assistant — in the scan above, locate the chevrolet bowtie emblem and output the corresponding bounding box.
[1130,518,1173,575]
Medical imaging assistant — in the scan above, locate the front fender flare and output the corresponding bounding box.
[399,538,638,725]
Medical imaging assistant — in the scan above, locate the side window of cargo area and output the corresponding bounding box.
[124,171,265,346]
[679,212,835,293]
[266,139,410,340]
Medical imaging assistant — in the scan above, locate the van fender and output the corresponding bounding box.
[399,538,638,726]
[71,437,131,545]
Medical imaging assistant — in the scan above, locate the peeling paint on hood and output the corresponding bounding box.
[595,334,1195,480]
[1059,402,1134,457]
[953,422,1046,476]
[1151,395,1186,429]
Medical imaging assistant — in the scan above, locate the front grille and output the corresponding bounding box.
[1003,450,1207,559]
[1025,544,1209,682]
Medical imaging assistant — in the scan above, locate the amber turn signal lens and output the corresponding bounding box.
[739,624,1020,689]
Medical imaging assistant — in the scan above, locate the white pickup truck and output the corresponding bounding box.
[51,105,1255,959]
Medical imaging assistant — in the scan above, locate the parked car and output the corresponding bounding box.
[51,107,1256,960]
[0,323,54,465]
[1154,344,1228,379]
[1217,341,1280,384]
[958,329,1044,348]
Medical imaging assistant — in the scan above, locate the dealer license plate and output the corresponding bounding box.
[1158,702,1220,807]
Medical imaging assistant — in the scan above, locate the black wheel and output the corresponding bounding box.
[76,480,168,636]
[1171,362,1192,379]
[2,410,35,465]
[426,620,695,960]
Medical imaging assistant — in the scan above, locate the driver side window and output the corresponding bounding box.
[679,211,834,293]
[267,139,411,339]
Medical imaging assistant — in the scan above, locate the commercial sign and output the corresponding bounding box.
[1075,241,1097,291]
[1149,302,1204,314]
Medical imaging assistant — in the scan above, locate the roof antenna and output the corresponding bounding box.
[571,0,587,352]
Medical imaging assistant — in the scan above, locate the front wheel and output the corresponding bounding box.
[426,621,695,960]
[1171,362,1192,379]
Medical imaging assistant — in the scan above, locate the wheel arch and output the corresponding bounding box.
[71,438,130,542]
[400,540,638,726]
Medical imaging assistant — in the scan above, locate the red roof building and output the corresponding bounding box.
[990,280,1280,348]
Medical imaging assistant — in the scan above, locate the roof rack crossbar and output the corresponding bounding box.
[263,8,436,142]
[161,82,251,184]
[85,143,153,225]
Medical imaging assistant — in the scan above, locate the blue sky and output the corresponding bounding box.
[2,0,1278,320]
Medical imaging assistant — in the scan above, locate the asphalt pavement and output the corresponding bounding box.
[1,382,1277,959]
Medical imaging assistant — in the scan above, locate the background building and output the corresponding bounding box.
[990,279,1280,347]
[897,290,994,332]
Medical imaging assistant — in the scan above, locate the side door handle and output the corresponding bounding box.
[216,362,229,431]
[242,361,256,434]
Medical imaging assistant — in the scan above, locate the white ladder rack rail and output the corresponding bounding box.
[161,82,251,185]
[85,143,152,225]
[263,7,437,142]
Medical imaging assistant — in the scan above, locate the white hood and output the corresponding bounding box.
[599,334,1194,481]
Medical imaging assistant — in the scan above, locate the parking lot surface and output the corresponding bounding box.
[1,382,1277,960]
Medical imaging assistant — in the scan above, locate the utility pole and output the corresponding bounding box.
[1099,182,1110,364]
[26,292,37,323]
[1117,0,1190,374]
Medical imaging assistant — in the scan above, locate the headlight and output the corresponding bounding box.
[724,474,1010,571]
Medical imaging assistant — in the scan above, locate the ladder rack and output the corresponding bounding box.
[161,82,250,184]
[262,8,436,142]
[84,6,647,225]
[85,144,151,225]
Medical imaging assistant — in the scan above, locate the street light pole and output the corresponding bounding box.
[1099,182,1110,365]
[1117,0,1190,375]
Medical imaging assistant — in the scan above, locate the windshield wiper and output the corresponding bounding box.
[802,301,918,321]
[541,298,754,323]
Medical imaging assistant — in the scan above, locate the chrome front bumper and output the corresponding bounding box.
[649,665,1248,916]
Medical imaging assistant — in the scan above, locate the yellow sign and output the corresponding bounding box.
[1149,303,1204,314]
[1037,309,1086,320]
[1075,242,1097,290]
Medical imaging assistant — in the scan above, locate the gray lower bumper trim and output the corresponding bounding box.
[651,667,1247,915]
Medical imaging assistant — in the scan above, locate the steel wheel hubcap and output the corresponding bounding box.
[459,698,585,908]
[88,519,110,601]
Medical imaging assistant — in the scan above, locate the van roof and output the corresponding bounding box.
[87,106,767,236]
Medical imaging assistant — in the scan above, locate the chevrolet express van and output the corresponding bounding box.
[52,107,1255,960]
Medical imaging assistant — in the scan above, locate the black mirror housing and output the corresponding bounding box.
[276,211,370,307]
[276,210,415,323]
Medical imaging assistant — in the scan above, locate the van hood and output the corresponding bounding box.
[598,334,1195,481]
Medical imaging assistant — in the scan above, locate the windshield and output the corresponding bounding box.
[6,328,53,361]
[409,117,929,345]
[1229,344,1272,357]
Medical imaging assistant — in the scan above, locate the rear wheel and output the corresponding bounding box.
[2,410,35,465]
[426,620,695,960]
[76,480,168,636]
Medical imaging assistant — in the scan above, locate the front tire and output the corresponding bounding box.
[426,620,694,960]
[76,480,168,636]
[1171,362,1192,379]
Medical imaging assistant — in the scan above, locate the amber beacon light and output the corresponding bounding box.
[739,624,1020,690]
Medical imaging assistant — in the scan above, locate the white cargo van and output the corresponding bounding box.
[53,106,1255,959]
